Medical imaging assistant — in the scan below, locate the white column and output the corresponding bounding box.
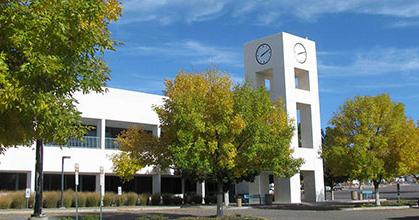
[224,191,229,206]
[274,173,301,203]
[98,119,105,150]
[181,178,185,199]
[196,181,205,204]
[152,174,161,194]
[28,171,35,192]
[95,174,101,193]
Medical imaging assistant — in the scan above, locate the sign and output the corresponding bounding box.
[25,188,31,198]
[75,172,79,186]
[117,186,122,195]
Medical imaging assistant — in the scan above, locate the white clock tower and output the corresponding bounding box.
[240,32,324,203]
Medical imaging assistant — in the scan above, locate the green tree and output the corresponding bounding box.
[328,94,410,205]
[395,120,419,182]
[0,0,121,217]
[113,71,302,216]
[321,128,349,200]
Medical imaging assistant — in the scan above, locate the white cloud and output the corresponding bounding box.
[318,47,419,77]
[126,40,242,67]
[118,0,419,25]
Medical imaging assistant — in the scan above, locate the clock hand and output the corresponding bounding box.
[260,48,271,57]
[298,52,306,55]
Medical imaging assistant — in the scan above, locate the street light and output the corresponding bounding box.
[75,163,79,220]
[99,166,104,220]
[60,156,71,208]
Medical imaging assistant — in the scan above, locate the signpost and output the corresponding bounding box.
[118,186,122,196]
[25,188,31,208]
[75,163,79,220]
[100,166,104,220]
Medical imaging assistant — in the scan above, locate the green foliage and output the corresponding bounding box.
[0,0,121,149]
[76,193,87,207]
[150,194,161,205]
[10,191,27,209]
[114,193,126,206]
[161,194,182,206]
[326,94,416,205]
[138,194,150,206]
[126,192,138,206]
[85,193,100,207]
[114,70,300,191]
[103,192,116,206]
[0,195,12,209]
[43,191,59,208]
[321,128,350,190]
[63,190,73,208]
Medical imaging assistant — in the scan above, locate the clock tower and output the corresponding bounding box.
[240,32,324,203]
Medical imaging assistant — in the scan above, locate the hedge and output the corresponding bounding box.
[0,191,186,209]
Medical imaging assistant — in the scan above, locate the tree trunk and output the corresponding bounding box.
[32,139,44,217]
[216,180,224,217]
[373,180,380,206]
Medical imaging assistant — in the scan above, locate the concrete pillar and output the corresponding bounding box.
[152,174,161,194]
[28,171,35,192]
[95,173,105,195]
[224,191,229,206]
[196,181,205,204]
[274,173,301,203]
[181,178,185,199]
[98,119,106,149]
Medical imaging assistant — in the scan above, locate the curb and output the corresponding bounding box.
[342,206,411,211]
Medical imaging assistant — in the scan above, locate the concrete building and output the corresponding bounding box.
[0,32,324,203]
[236,32,325,203]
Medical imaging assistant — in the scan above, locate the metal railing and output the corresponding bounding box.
[105,137,119,149]
[46,136,100,149]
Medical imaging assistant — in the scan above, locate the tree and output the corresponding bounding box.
[321,128,349,200]
[395,120,419,182]
[113,71,302,216]
[328,94,410,205]
[0,0,121,217]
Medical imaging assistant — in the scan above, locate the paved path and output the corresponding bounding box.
[1,206,418,220]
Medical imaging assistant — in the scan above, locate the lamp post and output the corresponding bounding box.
[75,163,79,220]
[60,156,71,208]
[99,166,104,220]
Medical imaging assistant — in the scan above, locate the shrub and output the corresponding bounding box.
[82,215,99,220]
[43,191,59,208]
[28,193,34,208]
[10,191,26,208]
[161,194,173,205]
[75,192,87,207]
[204,194,217,204]
[85,193,100,207]
[103,192,116,206]
[0,195,12,209]
[192,194,202,205]
[63,190,73,208]
[126,192,138,206]
[171,196,183,206]
[138,194,149,206]
[114,194,126,206]
[184,193,193,204]
[150,194,161,205]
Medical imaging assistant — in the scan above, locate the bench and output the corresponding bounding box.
[243,194,262,205]
[361,190,374,200]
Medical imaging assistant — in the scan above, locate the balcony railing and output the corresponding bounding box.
[105,137,119,150]
[45,136,100,149]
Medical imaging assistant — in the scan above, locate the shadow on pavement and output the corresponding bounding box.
[52,212,199,220]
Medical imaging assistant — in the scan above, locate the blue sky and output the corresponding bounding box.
[105,0,419,128]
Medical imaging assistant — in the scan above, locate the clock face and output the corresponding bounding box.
[294,43,307,64]
[255,43,272,65]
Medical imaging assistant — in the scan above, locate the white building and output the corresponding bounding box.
[0,32,324,203]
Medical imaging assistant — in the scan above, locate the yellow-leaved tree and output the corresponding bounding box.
[113,71,302,216]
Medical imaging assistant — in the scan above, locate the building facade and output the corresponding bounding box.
[0,32,324,203]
